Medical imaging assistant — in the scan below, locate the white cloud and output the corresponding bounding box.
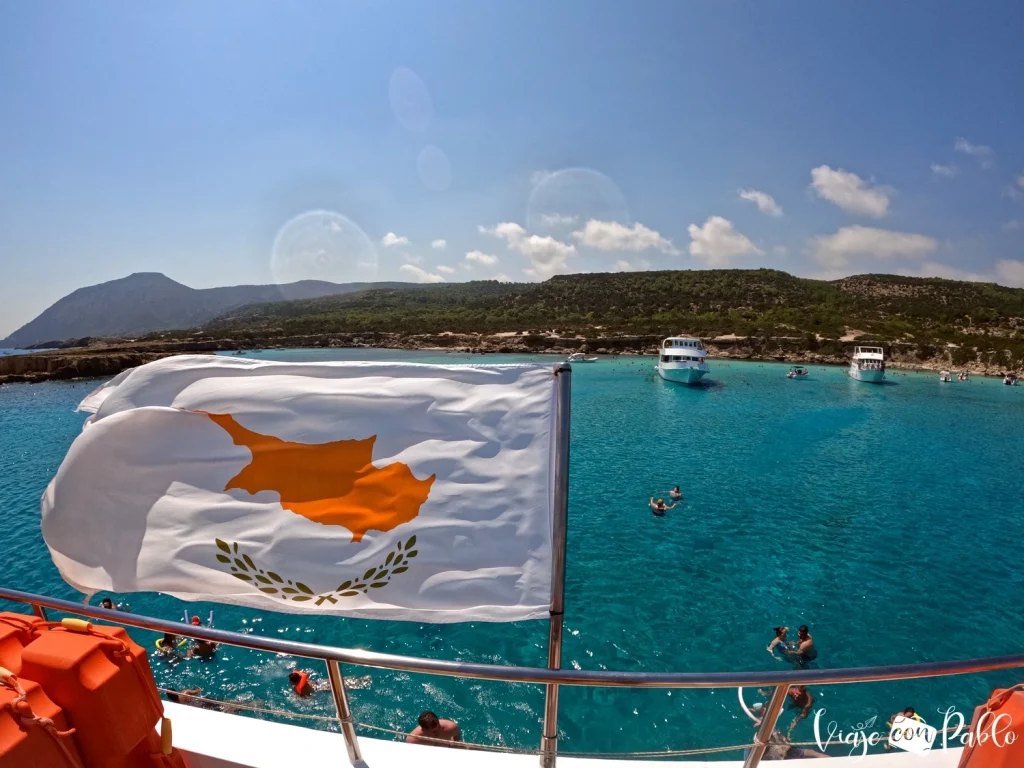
[1018,173,1024,189]
[493,273,512,282]
[738,189,783,217]
[381,232,410,248]
[464,250,500,266]
[540,213,578,227]
[687,216,762,267]
[810,165,891,217]
[810,225,937,269]
[613,259,652,272]
[996,260,1024,287]
[481,222,576,279]
[402,253,423,265]
[431,239,447,250]
[399,264,446,283]
[571,220,678,254]
[772,245,788,256]
[1003,220,1022,232]
[930,163,958,179]
[435,265,456,274]
[954,137,994,169]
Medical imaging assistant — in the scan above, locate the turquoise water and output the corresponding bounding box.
[3,350,1024,758]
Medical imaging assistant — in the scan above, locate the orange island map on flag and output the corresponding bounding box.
[42,356,559,622]
[207,412,435,542]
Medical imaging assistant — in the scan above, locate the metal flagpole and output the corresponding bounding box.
[540,363,572,768]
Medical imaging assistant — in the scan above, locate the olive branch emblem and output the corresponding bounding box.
[214,536,419,607]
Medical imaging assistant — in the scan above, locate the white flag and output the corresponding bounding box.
[42,355,560,623]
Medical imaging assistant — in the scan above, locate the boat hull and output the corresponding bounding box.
[849,366,886,383]
[658,365,709,384]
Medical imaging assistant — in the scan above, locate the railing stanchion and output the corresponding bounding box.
[742,684,790,768]
[327,660,362,765]
[540,363,572,768]
[32,603,47,620]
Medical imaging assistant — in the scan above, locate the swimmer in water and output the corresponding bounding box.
[156,633,185,665]
[767,626,792,658]
[792,625,817,665]
[649,498,677,516]
[786,685,816,735]
[288,669,334,697]
[670,486,682,500]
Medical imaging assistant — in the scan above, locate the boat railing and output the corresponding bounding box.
[4,586,1024,767]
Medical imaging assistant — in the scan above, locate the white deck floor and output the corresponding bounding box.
[163,702,966,767]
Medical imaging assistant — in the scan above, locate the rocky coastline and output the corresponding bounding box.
[1,330,1016,386]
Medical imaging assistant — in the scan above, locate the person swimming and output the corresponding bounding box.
[157,632,181,653]
[288,669,333,697]
[288,670,313,697]
[786,685,816,735]
[791,625,817,667]
[649,497,676,516]
[766,626,793,658]
[670,486,682,500]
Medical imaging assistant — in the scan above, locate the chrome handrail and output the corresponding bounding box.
[4,586,1023,766]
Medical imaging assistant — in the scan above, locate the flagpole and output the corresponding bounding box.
[541,362,572,768]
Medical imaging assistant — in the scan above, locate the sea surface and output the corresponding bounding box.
[2,349,1023,759]
[0,348,49,356]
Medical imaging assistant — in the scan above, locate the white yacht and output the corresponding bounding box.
[567,352,598,363]
[849,346,886,383]
[657,336,710,384]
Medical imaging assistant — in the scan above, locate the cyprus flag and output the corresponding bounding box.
[42,356,560,622]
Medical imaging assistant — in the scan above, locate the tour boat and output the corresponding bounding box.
[786,366,809,379]
[567,353,598,363]
[849,346,886,383]
[657,336,709,384]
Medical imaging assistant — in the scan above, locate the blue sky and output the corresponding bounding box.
[2,0,1023,336]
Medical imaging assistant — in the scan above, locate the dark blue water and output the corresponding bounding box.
[3,350,1023,757]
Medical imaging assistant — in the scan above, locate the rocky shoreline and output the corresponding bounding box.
[1,331,1016,385]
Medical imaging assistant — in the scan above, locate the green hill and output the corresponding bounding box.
[204,269,1024,348]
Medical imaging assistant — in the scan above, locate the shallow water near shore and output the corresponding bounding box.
[2,349,1024,758]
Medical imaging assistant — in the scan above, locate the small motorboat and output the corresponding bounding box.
[1004,373,1019,386]
[957,371,969,382]
[939,370,951,382]
[786,365,809,379]
[567,353,599,363]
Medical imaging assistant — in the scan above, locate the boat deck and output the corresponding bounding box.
[164,701,965,767]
